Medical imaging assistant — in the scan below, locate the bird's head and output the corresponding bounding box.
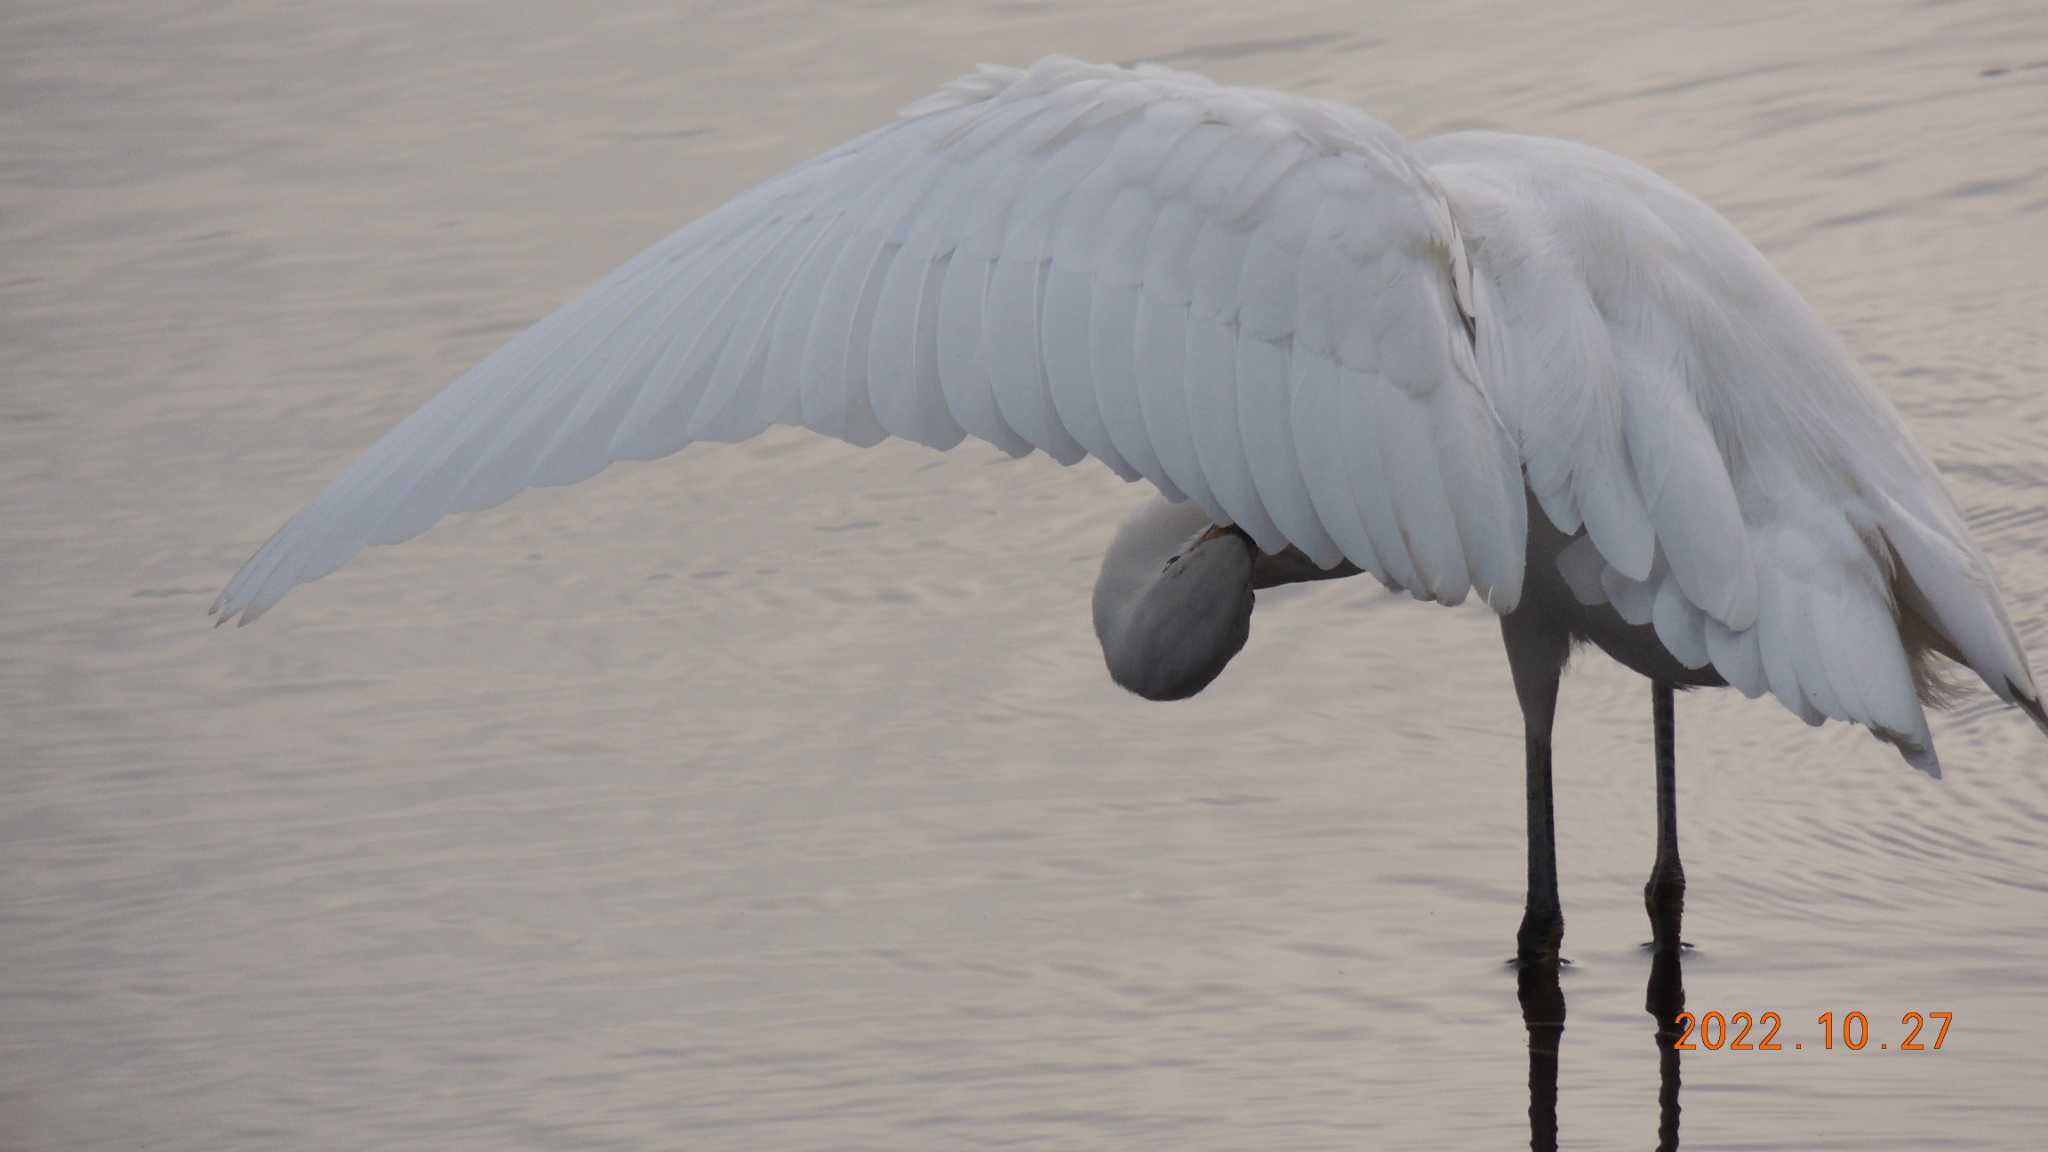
[1091,498,1256,702]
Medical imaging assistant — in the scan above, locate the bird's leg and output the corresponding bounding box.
[1644,680,1686,952]
[1503,614,1569,966]
[1518,721,1565,964]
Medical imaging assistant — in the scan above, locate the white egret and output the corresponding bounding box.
[215,58,2045,963]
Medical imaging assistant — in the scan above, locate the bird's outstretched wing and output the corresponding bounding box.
[214,57,1526,625]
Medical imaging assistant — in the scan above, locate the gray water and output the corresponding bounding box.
[6,2,2048,1149]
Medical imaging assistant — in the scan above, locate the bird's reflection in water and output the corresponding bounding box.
[1646,888,1687,1150]
[1516,962,1565,1150]
[1517,942,1687,1150]
[1647,945,1686,1151]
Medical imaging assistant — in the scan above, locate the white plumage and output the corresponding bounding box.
[216,56,2044,778]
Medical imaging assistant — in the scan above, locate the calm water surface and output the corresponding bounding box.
[5,2,2048,1148]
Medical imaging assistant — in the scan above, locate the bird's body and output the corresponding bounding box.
[217,57,2043,960]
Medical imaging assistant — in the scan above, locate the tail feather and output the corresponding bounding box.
[1879,496,2042,729]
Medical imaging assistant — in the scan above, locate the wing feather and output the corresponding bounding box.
[612,215,812,461]
[1234,335,1340,566]
[688,217,836,444]
[935,249,1032,457]
[1185,316,1284,552]
[1089,273,1180,498]
[1336,365,1419,592]
[537,218,787,484]
[986,255,1085,462]
[1704,618,1767,698]
[1621,358,1758,630]
[1651,574,1711,670]
[1288,350,1382,573]
[804,223,895,448]
[866,249,967,449]
[1754,564,1825,726]
[760,225,855,430]
[1039,263,1135,477]
[1373,371,1471,603]
[1082,182,1173,480]
[1134,291,1219,516]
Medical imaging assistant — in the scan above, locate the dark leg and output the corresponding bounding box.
[1503,613,1569,966]
[1518,718,1564,963]
[1644,681,1685,952]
